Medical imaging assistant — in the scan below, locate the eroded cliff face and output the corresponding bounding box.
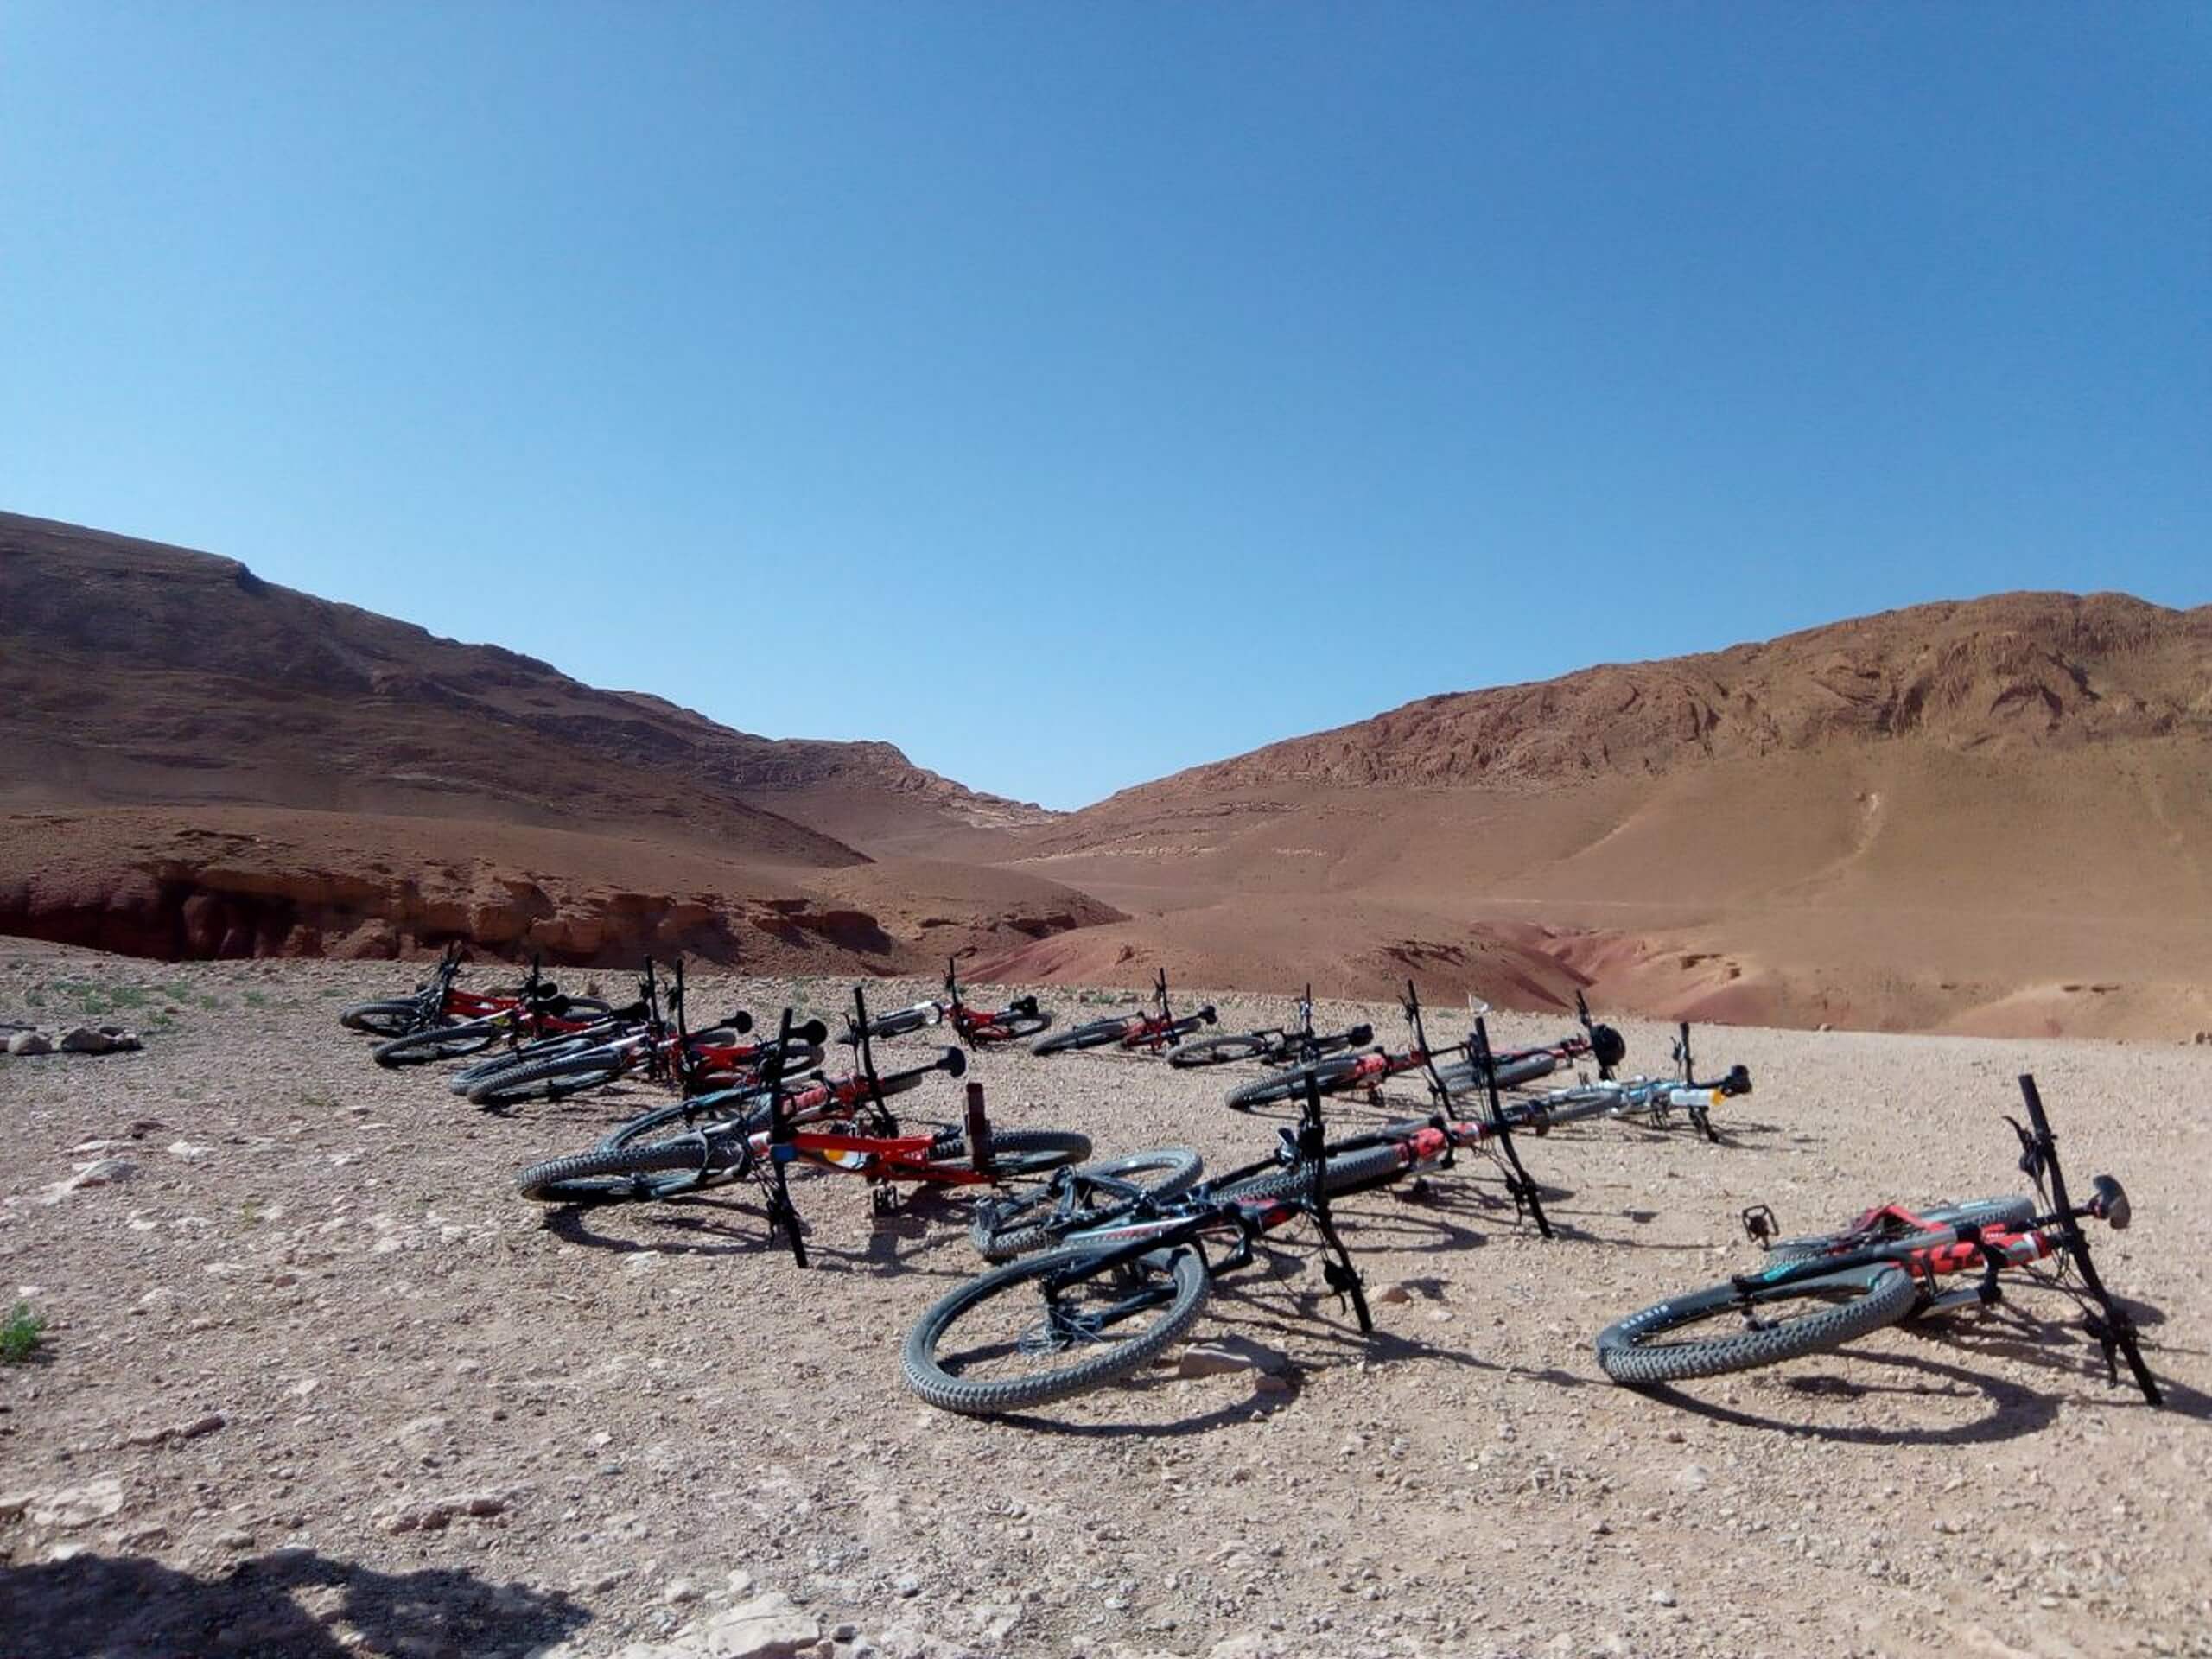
[1090,593,2212,801]
[0,810,1109,972]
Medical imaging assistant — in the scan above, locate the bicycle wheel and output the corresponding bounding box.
[516,1134,744,1205]
[969,1147,1207,1261]
[865,1006,943,1041]
[902,1243,1211,1416]
[1433,1052,1560,1096]
[599,1090,772,1152]
[1594,1263,1921,1385]
[1211,1140,1409,1205]
[1167,1033,1273,1069]
[340,999,428,1038]
[467,1046,628,1107]
[1224,1055,1366,1115]
[909,1128,1093,1182]
[970,1010,1052,1044]
[450,1034,604,1096]
[1030,1018,1130,1057]
[372,1017,507,1068]
[1764,1196,2037,1262]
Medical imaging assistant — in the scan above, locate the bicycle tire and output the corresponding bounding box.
[969,1147,1207,1261]
[467,1046,628,1106]
[1224,1055,1367,1114]
[1030,1017,1131,1057]
[865,1007,944,1040]
[372,1017,507,1068]
[902,1243,1211,1416]
[1433,1052,1561,1096]
[969,1010,1052,1044]
[450,1033,607,1096]
[598,1089,772,1151]
[1764,1195,2038,1262]
[1167,1033,1274,1070]
[516,1135,743,1205]
[909,1128,1093,1182]
[1212,1141,1409,1205]
[1594,1263,1921,1385]
[340,999,429,1038]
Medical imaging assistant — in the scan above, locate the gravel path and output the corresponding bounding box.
[2,954,2206,1659]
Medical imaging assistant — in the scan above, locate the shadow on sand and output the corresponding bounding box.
[0,1547,591,1659]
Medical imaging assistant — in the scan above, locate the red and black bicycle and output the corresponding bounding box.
[341,946,616,1045]
[1594,1074,2160,1402]
[847,959,1055,1048]
[1029,969,1215,1057]
[1221,986,1623,1116]
[515,988,1115,1268]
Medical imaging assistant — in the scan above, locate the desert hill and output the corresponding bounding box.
[5,510,2208,1038]
[0,512,1048,855]
[0,513,1083,967]
[1001,594,2212,1037]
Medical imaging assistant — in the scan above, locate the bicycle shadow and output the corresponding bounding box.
[979,1239,1590,1440]
[1890,1299,2212,1423]
[0,1546,590,1659]
[537,1183,982,1280]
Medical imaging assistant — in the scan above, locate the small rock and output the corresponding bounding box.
[894,1573,922,1598]
[213,1528,255,1551]
[29,1475,125,1529]
[1254,1373,1293,1396]
[1650,1587,1676,1607]
[1178,1344,1252,1379]
[1377,1282,1412,1305]
[665,1578,702,1605]
[1675,1464,1710,1492]
[703,1591,820,1659]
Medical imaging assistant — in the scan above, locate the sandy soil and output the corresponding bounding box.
[1,953,2207,1659]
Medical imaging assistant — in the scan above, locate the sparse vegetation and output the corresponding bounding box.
[1,1302,47,1363]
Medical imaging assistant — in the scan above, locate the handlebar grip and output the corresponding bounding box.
[942,1046,969,1079]
[791,1018,830,1045]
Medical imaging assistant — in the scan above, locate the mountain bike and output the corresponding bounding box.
[367,957,635,1068]
[1502,1023,1743,1145]
[1165,985,1372,1070]
[969,1018,1751,1263]
[461,959,774,1106]
[340,947,616,1042]
[1427,992,1626,1095]
[1216,983,1544,1114]
[847,959,1055,1048]
[516,990,1102,1268]
[1030,969,1216,1057]
[906,1016,1573,1415]
[1593,1074,2160,1402]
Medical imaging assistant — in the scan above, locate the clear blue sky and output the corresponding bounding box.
[4,5,2205,810]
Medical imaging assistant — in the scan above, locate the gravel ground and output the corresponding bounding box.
[1,950,2207,1659]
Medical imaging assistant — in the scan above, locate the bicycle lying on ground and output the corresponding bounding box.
[463,959,800,1108]
[1220,985,1621,1116]
[1030,969,1216,1057]
[1501,1022,1742,1146]
[340,947,614,1043]
[1592,1073,2160,1402]
[1166,986,1371,1071]
[368,957,632,1068]
[847,959,1055,1048]
[905,1014,1593,1415]
[515,988,1114,1268]
[967,1015,1751,1264]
